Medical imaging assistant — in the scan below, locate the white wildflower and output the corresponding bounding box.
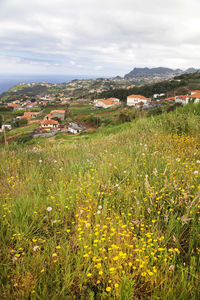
[196,160,200,164]
[194,170,198,175]
[98,205,102,210]
[47,207,52,212]
[169,265,175,272]
[153,168,158,176]
[97,210,101,215]
[86,223,90,227]
[33,245,40,251]
[80,209,84,213]
[39,159,42,163]
[12,257,18,263]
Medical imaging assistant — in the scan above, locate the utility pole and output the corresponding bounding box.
[2,115,7,146]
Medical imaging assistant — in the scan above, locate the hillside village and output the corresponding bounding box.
[1,70,200,143]
[1,83,200,141]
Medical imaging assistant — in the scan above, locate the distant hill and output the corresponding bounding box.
[100,71,200,101]
[124,67,199,78]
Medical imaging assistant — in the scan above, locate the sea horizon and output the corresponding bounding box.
[0,74,99,94]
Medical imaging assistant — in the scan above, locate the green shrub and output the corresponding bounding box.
[159,112,189,135]
[16,133,33,144]
[13,118,28,128]
[116,108,136,123]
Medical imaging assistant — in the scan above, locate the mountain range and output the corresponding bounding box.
[124,67,199,78]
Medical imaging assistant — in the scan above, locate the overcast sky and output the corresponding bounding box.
[0,0,200,76]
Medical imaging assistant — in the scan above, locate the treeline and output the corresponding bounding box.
[99,79,186,102]
[174,71,200,81]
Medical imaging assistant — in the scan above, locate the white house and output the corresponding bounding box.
[191,90,200,95]
[68,122,85,134]
[94,99,121,109]
[175,95,187,105]
[40,119,59,130]
[0,124,12,132]
[153,93,165,99]
[186,93,200,103]
[127,94,151,106]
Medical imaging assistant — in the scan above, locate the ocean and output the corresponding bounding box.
[0,74,95,94]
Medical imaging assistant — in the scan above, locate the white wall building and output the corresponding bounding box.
[127,94,151,106]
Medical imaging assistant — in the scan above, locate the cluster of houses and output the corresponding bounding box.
[7,99,40,110]
[167,90,200,105]
[35,109,86,135]
[126,90,200,107]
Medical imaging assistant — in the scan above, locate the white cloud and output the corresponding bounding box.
[0,0,200,75]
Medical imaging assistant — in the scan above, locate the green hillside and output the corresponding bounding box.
[100,71,200,101]
[0,104,200,299]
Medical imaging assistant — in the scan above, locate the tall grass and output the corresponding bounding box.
[0,106,200,299]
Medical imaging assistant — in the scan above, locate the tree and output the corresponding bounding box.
[52,117,61,123]
[0,114,2,127]
[13,118,28,128]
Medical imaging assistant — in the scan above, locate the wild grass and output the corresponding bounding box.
[69,104,119,118]
[0,105,200,299]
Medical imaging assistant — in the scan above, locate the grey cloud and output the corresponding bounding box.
[0,0,200,75]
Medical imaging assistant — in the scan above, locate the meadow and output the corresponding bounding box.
[0,104,200,299]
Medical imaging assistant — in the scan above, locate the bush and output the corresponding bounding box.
[147,107,162,117]
[13,109,25,116]
[159,112,189,135]
[0,106,12,112]
[13,118,28,128]
[16,133,33,144]
[116,108,136,123]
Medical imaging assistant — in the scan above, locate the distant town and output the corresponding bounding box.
[0,68,200,142]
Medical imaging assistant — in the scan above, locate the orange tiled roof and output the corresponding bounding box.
[176,95,187,100]
[8,103,21,107]
[128,94,151,101]
[97,99,119,105]
[50,110,65,114]
[70,101,80,105]
[107,97,119,101]
[45,114,53,118]
[21,115,31,119]
[191,90,200,93]
[189,93,200,98]
[41,120,59,125]
[24,112,37,116]
[128,94,146,99]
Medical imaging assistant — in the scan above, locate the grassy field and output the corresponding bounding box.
[0,104,200,299]
[5,124,38,137]
[69,104,120,118]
